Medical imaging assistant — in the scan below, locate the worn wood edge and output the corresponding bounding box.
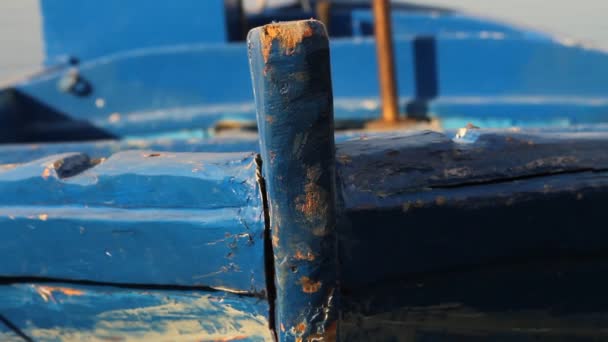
[337,129,608,209]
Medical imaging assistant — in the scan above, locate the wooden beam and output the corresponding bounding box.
[248,20,339,341]
[0,151,266,293]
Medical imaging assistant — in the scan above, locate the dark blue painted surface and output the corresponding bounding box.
[342,259,608,341]
[0,283,272,341]
[249,20,339,341]
[334,128,608,340]
[0,151,266,293]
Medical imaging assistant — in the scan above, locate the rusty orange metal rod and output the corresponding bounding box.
[373,0,400,123]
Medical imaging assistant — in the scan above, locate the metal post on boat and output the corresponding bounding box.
[316,0,332,30]
[248,20,339,341]
[372,0,400,124]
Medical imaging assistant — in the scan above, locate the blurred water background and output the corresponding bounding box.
[1,0,607,80]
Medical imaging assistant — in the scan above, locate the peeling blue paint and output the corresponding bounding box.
[0,283,272,341]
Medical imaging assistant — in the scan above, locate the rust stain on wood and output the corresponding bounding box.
[295,322,307,333]
[294,249,315,261]
[296,166,329,234]
[260,21,314,63]
[299,276,322,294]
[435,196,447,206]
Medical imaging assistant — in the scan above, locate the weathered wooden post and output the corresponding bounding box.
[248,20,339,341]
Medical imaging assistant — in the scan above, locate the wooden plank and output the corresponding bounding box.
[337,129,608,286]
[248,20,339,341]
[0,151,266,293]
[334,127,608,340]
[342,259,608,341]
[337,128,608,209]
[0,283,273,341]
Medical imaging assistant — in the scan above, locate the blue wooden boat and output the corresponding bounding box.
[1,1,608,341]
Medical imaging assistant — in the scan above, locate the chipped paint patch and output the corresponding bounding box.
[294,249,315,261]
[0,163,19,171]
[41,167,52,180]
[444,167,472,178]
[295,322,307,333]
[260,21,314,63]
[108,112,121,123]
[35,285,85,302]
[296,165,329,233]
[299,276,322,294]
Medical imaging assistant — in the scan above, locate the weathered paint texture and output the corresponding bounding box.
[334,128,608,340]
[0,283,273,341]
[248,20,339,341]
[0,151,266,293]
[336,128,608,285]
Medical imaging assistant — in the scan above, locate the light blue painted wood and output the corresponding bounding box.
[4,29,607,142]
[0,283,273,341]
[0,151,266,293]
[0,136,259,165]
